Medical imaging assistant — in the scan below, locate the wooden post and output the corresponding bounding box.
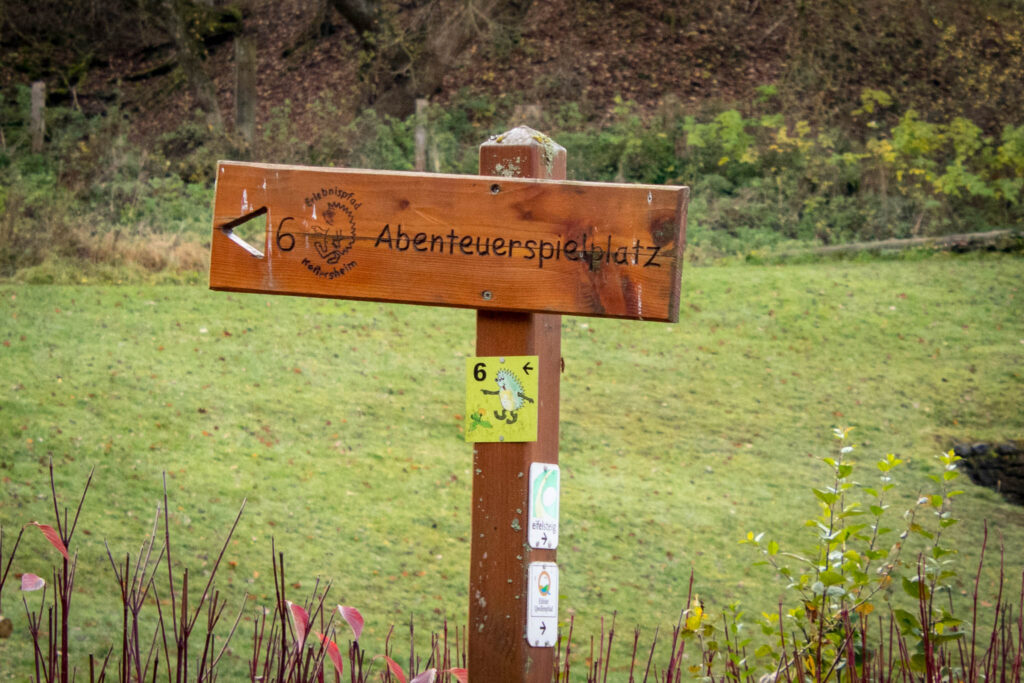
[234,36,257,151]
[468,128,566,682]
[414,98,429,172]
[30,81,45,153]
[208,133,688,683]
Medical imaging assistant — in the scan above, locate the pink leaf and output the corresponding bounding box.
[337,605,364,641]
[316,632,343,676]
[286,600,309,650]
[377,655,407,683]
[28,522,68,560]
[21,573,45,591]
[446,668,468,683]
[410,669,436,683]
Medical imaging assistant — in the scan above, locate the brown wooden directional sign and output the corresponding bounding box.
[209,161,689,322]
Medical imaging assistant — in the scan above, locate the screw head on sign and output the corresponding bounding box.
[481,290,493,300]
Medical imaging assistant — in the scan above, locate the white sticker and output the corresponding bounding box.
[526,562,558,647]
[528,463,559,549]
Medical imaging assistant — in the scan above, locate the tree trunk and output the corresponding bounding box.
[332,0,534,118]
[281,0,334,58]
[234,35,257,150]
[331,0,378,40]
[162,0,223,128]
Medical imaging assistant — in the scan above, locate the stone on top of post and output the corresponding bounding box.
[480,125,566,180]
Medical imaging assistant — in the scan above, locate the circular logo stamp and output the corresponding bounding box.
[301,187,361,279]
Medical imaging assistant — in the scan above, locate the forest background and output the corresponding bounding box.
[1,0,1023,280]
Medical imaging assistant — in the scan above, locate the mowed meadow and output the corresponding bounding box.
[1,254,1022,678]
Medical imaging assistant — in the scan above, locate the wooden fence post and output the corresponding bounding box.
[468,127,566,682]
[234,36,257,151]
[30,81,45,153]
[414,98,429,172]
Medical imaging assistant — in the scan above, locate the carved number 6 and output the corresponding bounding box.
[473,362,487,382]
[276,217,295,252]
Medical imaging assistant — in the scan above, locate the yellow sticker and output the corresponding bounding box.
[465,356,539,442]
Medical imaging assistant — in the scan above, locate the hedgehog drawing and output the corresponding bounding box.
[481,368,534,425]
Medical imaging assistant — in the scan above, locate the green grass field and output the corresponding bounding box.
[1,254,1023,679]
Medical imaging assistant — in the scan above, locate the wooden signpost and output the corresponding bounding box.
[209,127,689,682]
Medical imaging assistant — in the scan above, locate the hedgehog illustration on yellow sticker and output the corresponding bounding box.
[482,368,534,424]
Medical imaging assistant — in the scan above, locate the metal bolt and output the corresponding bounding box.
[481,290,493,300]
[490,183,501,194]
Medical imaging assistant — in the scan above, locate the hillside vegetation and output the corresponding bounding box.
[1,0,1023,278]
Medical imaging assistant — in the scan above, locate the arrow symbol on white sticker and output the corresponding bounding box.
[539,622,547,634]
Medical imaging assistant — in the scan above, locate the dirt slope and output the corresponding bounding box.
[47,0,787,144]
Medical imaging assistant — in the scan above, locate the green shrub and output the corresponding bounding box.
[2,79,1020,279]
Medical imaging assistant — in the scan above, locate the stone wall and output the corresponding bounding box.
[954,441,1024,505]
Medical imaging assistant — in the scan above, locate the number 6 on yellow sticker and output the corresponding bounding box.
[465,356,539,443]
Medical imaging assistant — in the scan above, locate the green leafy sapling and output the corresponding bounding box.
[740,428,966,679]
[893,448,966,673]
